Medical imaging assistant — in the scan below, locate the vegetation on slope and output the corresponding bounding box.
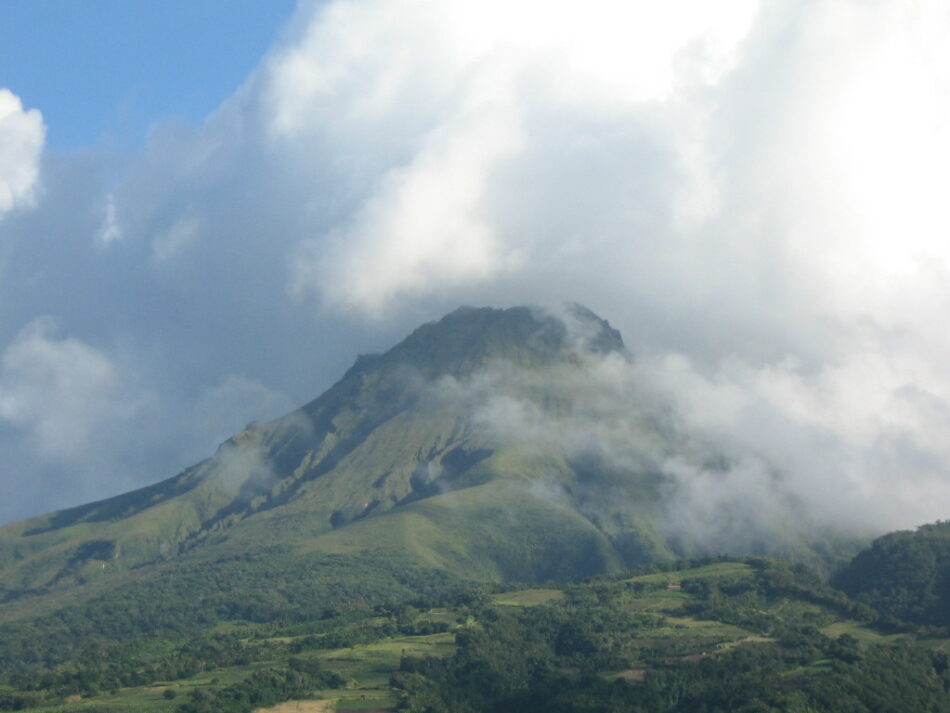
[393,558,950,713]
[1,556,948,713]
[834,521,950,626]
[0,306,631,598]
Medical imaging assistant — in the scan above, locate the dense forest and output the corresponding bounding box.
[394,558,950,713]
[1,548,949,713]
[835,521,950,626]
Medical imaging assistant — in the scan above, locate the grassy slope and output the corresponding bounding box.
[0,308,625,594]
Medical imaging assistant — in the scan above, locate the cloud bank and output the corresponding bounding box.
[428,335,947,557]
[1,0,949,537]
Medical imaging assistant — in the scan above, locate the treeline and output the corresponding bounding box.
[681,559,885,638]
[1,660,349,713]
[3,635,274,701]
[5,545,950,712]
[290,613,451,654]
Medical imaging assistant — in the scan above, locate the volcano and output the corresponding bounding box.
[0,305,834,617]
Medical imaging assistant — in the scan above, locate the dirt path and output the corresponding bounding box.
[255,699,336,713]
[616,668,649,681]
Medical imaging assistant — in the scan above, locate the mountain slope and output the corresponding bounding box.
[0,306,632,593]
[0,304,836,616]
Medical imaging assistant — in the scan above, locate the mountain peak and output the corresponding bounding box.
[352,304,625,381]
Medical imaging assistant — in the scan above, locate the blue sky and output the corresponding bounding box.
[0,0,949,537]
[1,0,297,150]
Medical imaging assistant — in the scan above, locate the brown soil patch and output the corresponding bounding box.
[255,699,336,713]
[617,668,649,681]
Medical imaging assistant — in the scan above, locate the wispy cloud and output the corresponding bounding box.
[0,318,121,459]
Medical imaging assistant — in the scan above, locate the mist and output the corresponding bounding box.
[426,317,941,558]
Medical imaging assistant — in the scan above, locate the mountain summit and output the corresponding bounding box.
[341,304,624,384]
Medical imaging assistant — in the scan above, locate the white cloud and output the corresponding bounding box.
[0,89,44,218]
[290,65,524,314]
[709,0,950,326]
[0,318,298,522]
[0,318,121,459]
[261,0,763,314]
[634,348,950,535]
[3,0,950,538]
[432,338,950,554]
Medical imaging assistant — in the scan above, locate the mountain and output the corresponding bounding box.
[0,305,623,591]
[0,305,838,631]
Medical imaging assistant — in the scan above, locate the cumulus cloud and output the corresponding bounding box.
[262,0,763,313]
[0,89,44,219]
[2,0,950,539]
[0,318,122,459]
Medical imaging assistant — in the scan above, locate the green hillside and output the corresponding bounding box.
[834,520,950,626]
[0,307,627,591]
[3,557,948,713]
